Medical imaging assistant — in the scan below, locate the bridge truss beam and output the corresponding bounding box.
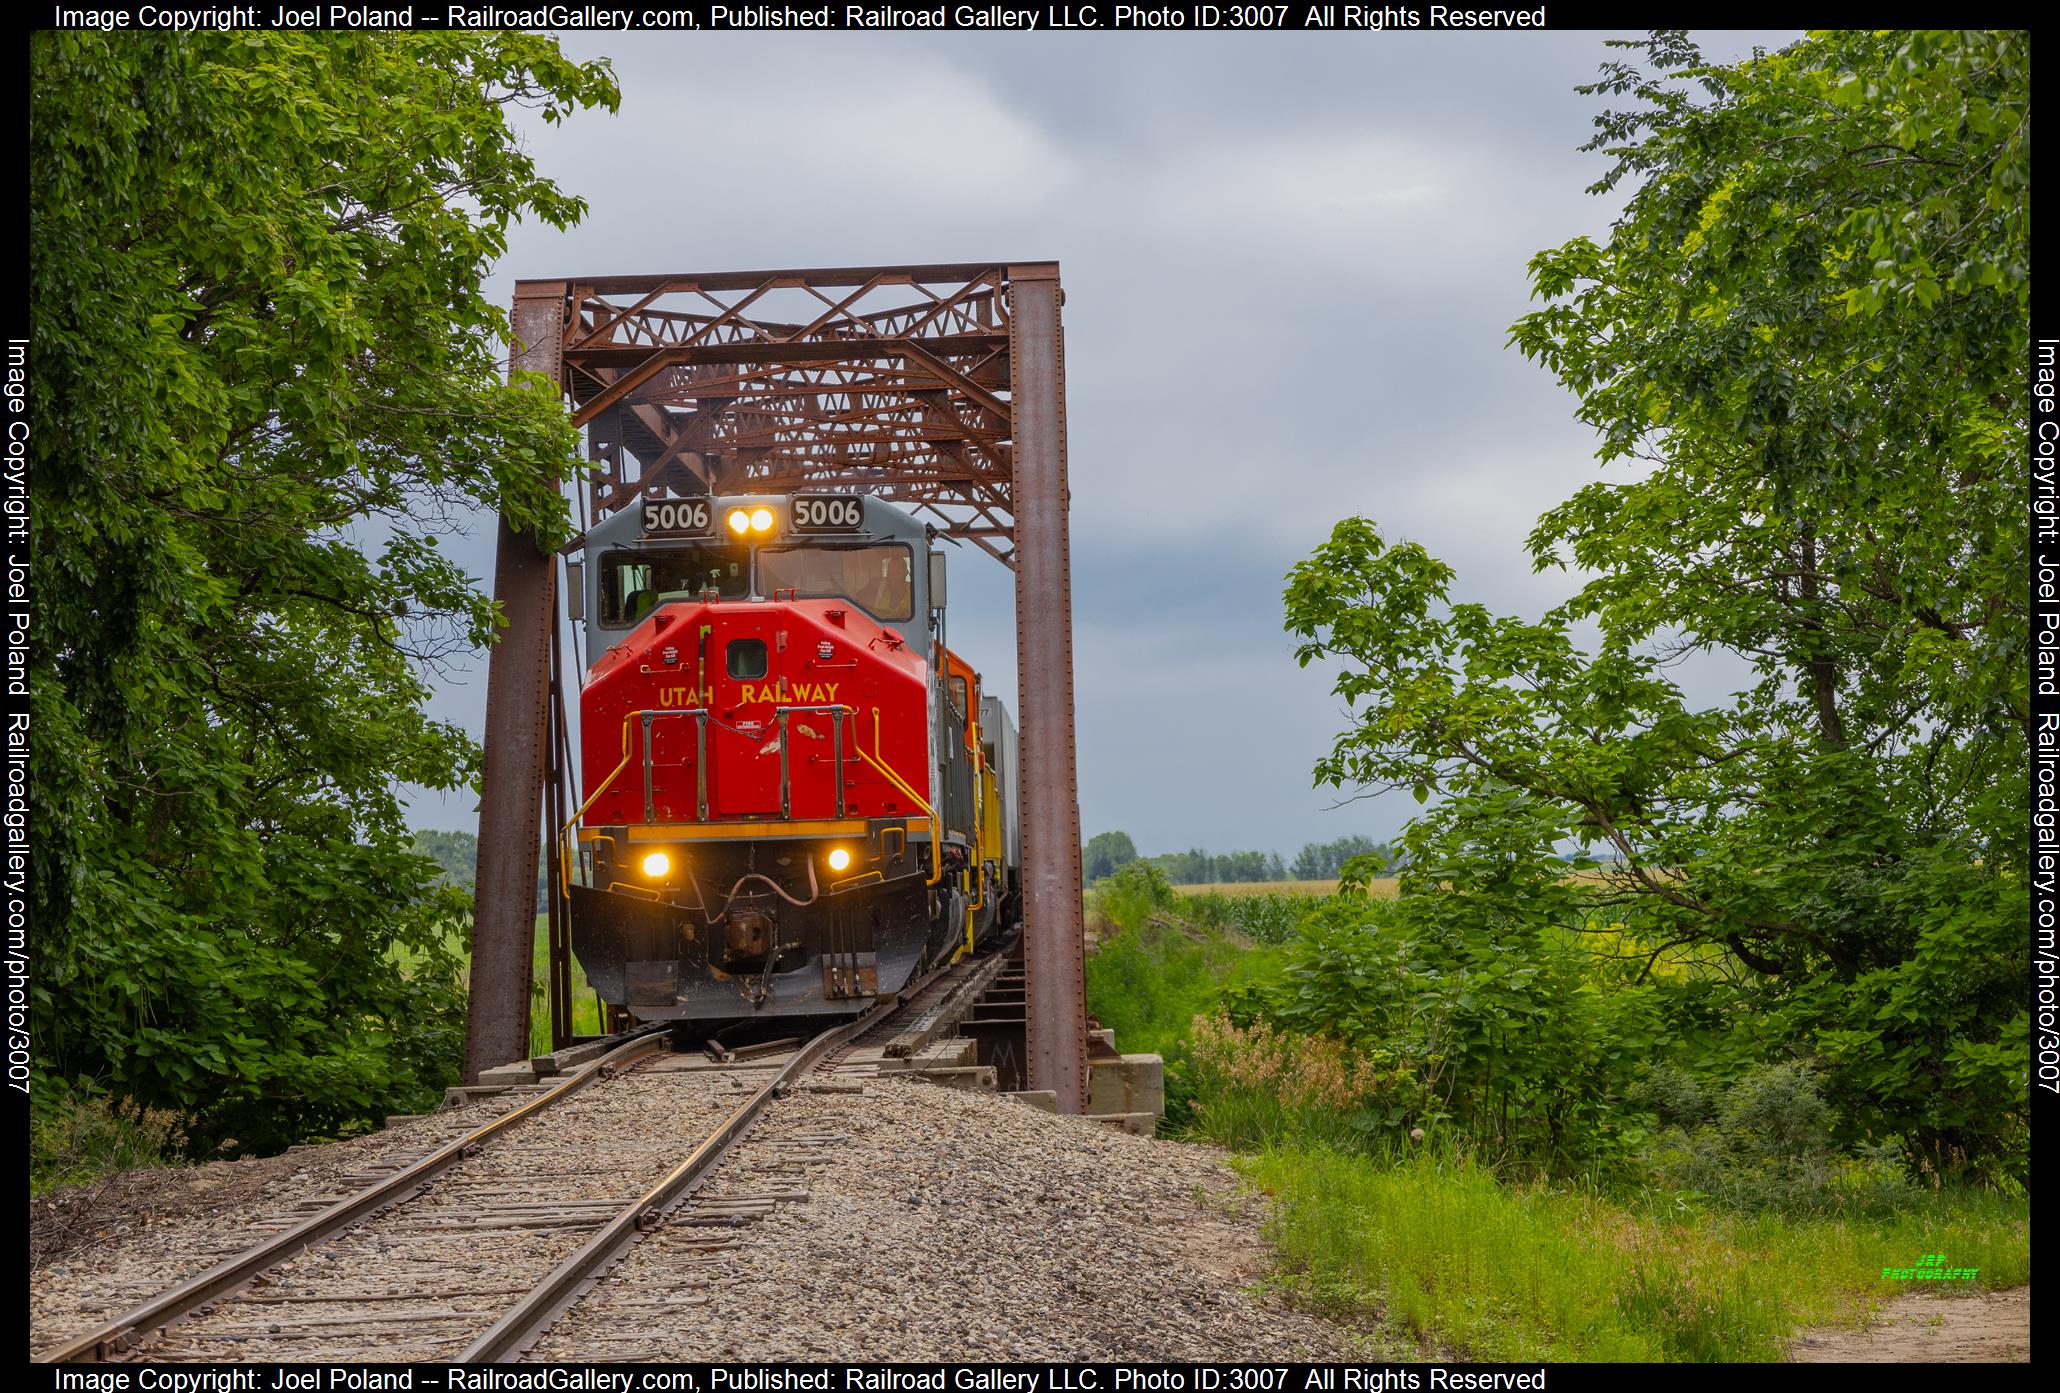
[466,263,1087,1111]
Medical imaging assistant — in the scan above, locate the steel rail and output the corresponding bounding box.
[460,965,953,1363]
[34,1029,671,1365]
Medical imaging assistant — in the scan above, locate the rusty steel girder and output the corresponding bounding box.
[469,264,1088,1111]
[553,264,1026,566]
[463,283,567,1085]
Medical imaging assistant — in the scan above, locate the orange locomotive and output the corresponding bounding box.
[561,492,1020,1023]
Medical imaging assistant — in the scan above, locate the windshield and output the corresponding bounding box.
[598,542,915,627]
[760,544,913,622]
[599,543,750,627]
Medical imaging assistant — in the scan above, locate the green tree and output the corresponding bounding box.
[1291,834,1389,881]
[1083,829,1139,883]
[29,33,618,1152]
[1150,848,1214,885]
[1284,31,2027,1174]
[1214,849,1282,883]
[411,830,480,889]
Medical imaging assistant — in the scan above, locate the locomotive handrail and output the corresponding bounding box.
[552,708,707,902]
[769,703,849,821]
[555,714,645,901]
[631,708,713,823]
[558,703,944,889]
[968,711,987,920]
[858,705,944,886]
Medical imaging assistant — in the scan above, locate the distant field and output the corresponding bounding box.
[1173,878,1400,899]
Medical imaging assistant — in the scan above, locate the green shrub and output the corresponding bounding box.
[1626,1063,1719,1130]
[1217,892,1698,1171]
[1094,860,1176,934]
[1644,1063,1915,1215]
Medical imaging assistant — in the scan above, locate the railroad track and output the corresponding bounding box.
[35,956,986,1365]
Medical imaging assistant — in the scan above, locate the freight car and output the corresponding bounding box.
[559,492,1021,1023]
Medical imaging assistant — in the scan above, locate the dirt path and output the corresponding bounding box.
[1791,1286,2030,1362]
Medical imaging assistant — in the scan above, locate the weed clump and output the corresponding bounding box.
[30,1083,191,1194]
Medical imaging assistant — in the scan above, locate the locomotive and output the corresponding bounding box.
[560,492,1021,1024]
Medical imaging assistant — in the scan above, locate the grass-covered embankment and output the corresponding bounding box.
[1243,1146,2028,1361]
[1082,863,2031,1361]
[528,913,607,1055]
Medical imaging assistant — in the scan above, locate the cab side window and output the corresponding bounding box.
[606,561,654,627]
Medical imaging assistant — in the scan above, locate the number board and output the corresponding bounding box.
[641,498,713,537]
[789,495,866,533]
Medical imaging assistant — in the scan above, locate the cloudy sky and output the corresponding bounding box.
[408,28,1791,860]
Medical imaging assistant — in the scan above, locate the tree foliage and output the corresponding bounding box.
[411,829,481,888]
[1082,829,1139,883]
[1148,847,1287,885]
[1290,834,1391,882]
[29,33,618,1151]
[1283,31,2027,1174]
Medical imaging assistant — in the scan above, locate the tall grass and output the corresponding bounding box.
[1177,890,1331,944]
[1185,1015,1429,1151]
[1084,865,1295,1122]
[1240,1145,2032,1362]
[529,914,607,1057]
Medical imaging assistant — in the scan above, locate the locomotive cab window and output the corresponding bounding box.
[758,544,913,622]
[727,638,768,680]
[599,545,749,627]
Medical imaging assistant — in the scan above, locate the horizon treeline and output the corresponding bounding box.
[1082,830,1389,885]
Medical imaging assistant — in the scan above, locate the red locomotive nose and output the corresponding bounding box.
[579,596,931,830]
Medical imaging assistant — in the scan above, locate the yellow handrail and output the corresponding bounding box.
[557,713,640,900]
[556,703,948,896]
[961,711,984,957]
[855,707,943,887]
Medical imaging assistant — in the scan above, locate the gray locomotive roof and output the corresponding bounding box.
[576,493,935,667]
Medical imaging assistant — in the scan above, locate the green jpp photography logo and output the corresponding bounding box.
[1883,1254,1979,1281]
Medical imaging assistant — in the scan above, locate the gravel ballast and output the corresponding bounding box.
[32,1073,1362,1361]
[31,1089,547,1354]
[532,1077,1363,1361]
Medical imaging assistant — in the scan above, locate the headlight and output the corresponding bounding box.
[641,851,672,878]
[749,507,774,534]
[825,847,852,872]
[726,508,751,535]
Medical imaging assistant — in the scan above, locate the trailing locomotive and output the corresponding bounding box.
[560,492,1021,1024]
